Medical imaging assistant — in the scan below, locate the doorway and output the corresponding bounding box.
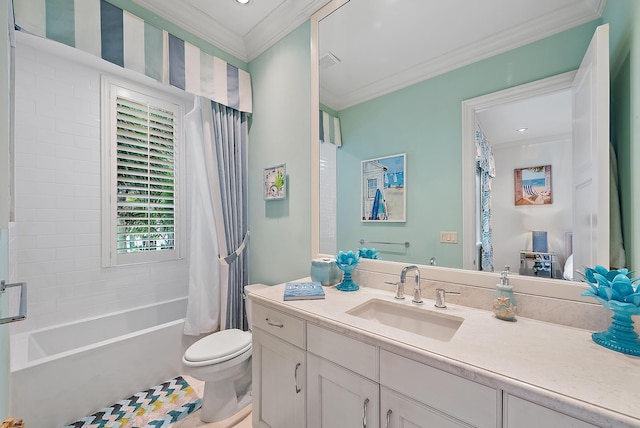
[462,72,576,273]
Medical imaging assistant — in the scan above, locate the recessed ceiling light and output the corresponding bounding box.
[516,128,528,133]
[234,0,251,4]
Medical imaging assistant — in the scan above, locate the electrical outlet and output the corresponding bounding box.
[440,231,458,244]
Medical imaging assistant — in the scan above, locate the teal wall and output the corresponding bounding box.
[604,0,640,272]
[335,21,600,267]
[247,23,312,285]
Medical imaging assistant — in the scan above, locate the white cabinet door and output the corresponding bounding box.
[307,353,380,428]
[252,327,306,428]
[381,387,469,428]
[505,394,598,428]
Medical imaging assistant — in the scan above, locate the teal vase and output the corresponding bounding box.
[336,264,359,292]
[591,297,640,356]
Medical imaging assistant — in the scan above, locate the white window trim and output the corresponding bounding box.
[101,76,186,267]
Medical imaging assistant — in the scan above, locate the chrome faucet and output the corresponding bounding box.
[384,281,406,299]
[434,288,462,309]
[400,265,422,304]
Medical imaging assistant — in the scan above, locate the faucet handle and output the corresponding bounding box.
[434,288,462,308]
[385,281,405,299]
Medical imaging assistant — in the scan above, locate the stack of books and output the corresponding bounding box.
[283,281,325,301]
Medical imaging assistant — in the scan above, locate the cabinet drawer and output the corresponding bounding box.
[504,394,597,428]
[380,350,497,428]
[252,303,305,348]
[307,323,378,381]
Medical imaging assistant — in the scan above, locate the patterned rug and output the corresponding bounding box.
[64,376,202,428]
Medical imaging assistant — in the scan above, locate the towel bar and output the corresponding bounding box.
[359,239,410,248]
[0,280,27,324]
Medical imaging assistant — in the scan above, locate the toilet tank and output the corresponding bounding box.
[244,284,269,328]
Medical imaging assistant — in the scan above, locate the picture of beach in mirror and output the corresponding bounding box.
[361,153,406,222]
[514,165,552,205]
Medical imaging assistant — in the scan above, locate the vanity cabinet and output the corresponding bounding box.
[381,387,471,428]
[305,323,497,428]
[251,303,306,428]
[306,323,379,427]
[503,394,598,428]
[307,353,380,428]
[380,350,497,428]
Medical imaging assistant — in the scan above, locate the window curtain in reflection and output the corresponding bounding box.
[476,124,495,272]
[205,100,250,331]
[319,110,342,146]
[184,98,221,335]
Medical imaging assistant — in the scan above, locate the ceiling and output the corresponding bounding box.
[477,90,573,147]
[319,0,605,110]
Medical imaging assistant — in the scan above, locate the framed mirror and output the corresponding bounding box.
[311,0,611,302]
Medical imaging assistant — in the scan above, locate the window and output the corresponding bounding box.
[102,78,185,266]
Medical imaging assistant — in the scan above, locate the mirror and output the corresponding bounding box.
[310,0,613,299]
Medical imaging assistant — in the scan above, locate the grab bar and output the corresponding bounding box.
[0,280,27,324]
[359,239,410,248]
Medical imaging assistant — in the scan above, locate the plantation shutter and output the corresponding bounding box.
[115,96,176,256]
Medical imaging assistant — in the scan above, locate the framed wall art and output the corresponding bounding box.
[514,165,552,205]
[264,163,286,200]
[361,153,406,222]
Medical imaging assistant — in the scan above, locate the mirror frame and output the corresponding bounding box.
[310,1,592,303]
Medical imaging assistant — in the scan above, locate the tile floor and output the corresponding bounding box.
[171,376,252,428]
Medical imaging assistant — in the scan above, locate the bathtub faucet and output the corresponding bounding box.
[400,265,422,304]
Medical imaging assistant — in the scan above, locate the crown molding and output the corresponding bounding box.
[327,1,604,111]
[244,0,332,61]
[132,0,331,63]
[491,133,573,150]
[132,0,249,62]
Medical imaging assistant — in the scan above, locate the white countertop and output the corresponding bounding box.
[248,282,640,427]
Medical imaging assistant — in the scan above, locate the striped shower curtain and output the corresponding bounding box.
[204,100,249,331]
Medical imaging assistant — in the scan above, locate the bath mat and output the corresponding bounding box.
[64,376,201,428]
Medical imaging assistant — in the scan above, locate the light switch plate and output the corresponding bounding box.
[440,231,458,244]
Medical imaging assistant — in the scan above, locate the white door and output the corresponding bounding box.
[572,24,610,276]
[307,353,379,428]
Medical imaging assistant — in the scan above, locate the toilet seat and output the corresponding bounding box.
[184,329,252,367]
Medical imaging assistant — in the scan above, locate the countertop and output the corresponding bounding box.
[248,282,640,427]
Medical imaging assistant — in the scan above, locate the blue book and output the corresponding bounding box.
[283,282,325,301]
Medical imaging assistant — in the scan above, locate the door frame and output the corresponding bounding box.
[461,71,577,272]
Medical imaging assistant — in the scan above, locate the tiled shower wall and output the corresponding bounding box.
[11,35,189,334]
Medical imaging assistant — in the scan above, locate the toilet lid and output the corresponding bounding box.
[184,329,252,365]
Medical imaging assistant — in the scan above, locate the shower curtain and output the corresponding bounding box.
[204,99,249,331]
[184,98,221,335]
[184,97,249,333]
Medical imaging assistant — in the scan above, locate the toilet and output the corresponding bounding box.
[182,284,266,423]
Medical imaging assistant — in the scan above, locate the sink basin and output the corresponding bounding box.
[346,299,464,342]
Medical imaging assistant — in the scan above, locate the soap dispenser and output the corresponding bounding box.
[493,266,517,321]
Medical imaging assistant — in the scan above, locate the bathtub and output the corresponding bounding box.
[10,297,199,428]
